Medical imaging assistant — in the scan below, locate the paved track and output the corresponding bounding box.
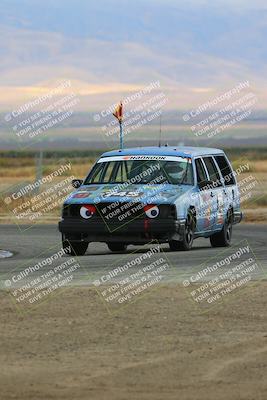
[0,223,266,288]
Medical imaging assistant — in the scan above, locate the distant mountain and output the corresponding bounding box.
[0,0,266,122]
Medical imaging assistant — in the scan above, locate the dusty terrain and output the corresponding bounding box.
[1,283,267,400]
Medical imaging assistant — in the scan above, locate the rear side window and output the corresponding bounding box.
[215,155,235,185]
[195,158,208,184]
[202,157,222,186]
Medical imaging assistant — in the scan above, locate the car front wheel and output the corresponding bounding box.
[169,210,195,251]
[107,243,128,252]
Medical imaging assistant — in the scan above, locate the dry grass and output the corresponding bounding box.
[241,160,267,173]
[0,160,93,179]
[0,155,266,222]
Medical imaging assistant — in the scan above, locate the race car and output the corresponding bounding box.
[58,146,242,255]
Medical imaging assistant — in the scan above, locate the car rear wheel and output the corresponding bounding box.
[107,243,127,252]
[210,209,233,247]
[62,236,88,256]
[169,210,195,251]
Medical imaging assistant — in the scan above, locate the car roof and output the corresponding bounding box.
[100,146,224,158]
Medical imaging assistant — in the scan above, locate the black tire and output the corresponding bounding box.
[210,209,233,247]
[169,210,195,251]
[62,237,88,256]
[107,242,127,252]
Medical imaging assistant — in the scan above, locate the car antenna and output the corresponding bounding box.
[158,113,162,147]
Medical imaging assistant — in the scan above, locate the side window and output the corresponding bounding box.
[90,163,106,183]
[203,157,222,186]
[90,161,117,183]
[215,155,235,185]
[195,158,208,185]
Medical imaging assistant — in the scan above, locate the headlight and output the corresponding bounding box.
[80,205,96,219]
[144,205,159,218]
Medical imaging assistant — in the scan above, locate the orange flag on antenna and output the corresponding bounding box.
[113,101,123,122]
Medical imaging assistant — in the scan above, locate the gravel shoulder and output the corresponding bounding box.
[1,283,267,400]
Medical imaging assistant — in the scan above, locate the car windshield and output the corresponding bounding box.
[84,157,194,185]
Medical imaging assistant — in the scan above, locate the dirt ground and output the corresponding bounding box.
[1,283,267,400]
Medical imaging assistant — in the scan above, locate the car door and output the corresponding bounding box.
[194,157,214,232]
[202,156,224,231]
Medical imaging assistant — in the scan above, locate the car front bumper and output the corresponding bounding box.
[58,217,186,244]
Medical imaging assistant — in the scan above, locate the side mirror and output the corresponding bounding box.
[198,180,214,190]
[72,179,83,188]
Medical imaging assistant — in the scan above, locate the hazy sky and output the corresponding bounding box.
[0,0,266,110]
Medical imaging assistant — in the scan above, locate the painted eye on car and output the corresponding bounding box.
[80,205,96,219]
[144,205,159,218]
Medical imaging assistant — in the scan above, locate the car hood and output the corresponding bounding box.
[65,183,193,205]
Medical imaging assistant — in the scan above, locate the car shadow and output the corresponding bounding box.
[81,243,212,256]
